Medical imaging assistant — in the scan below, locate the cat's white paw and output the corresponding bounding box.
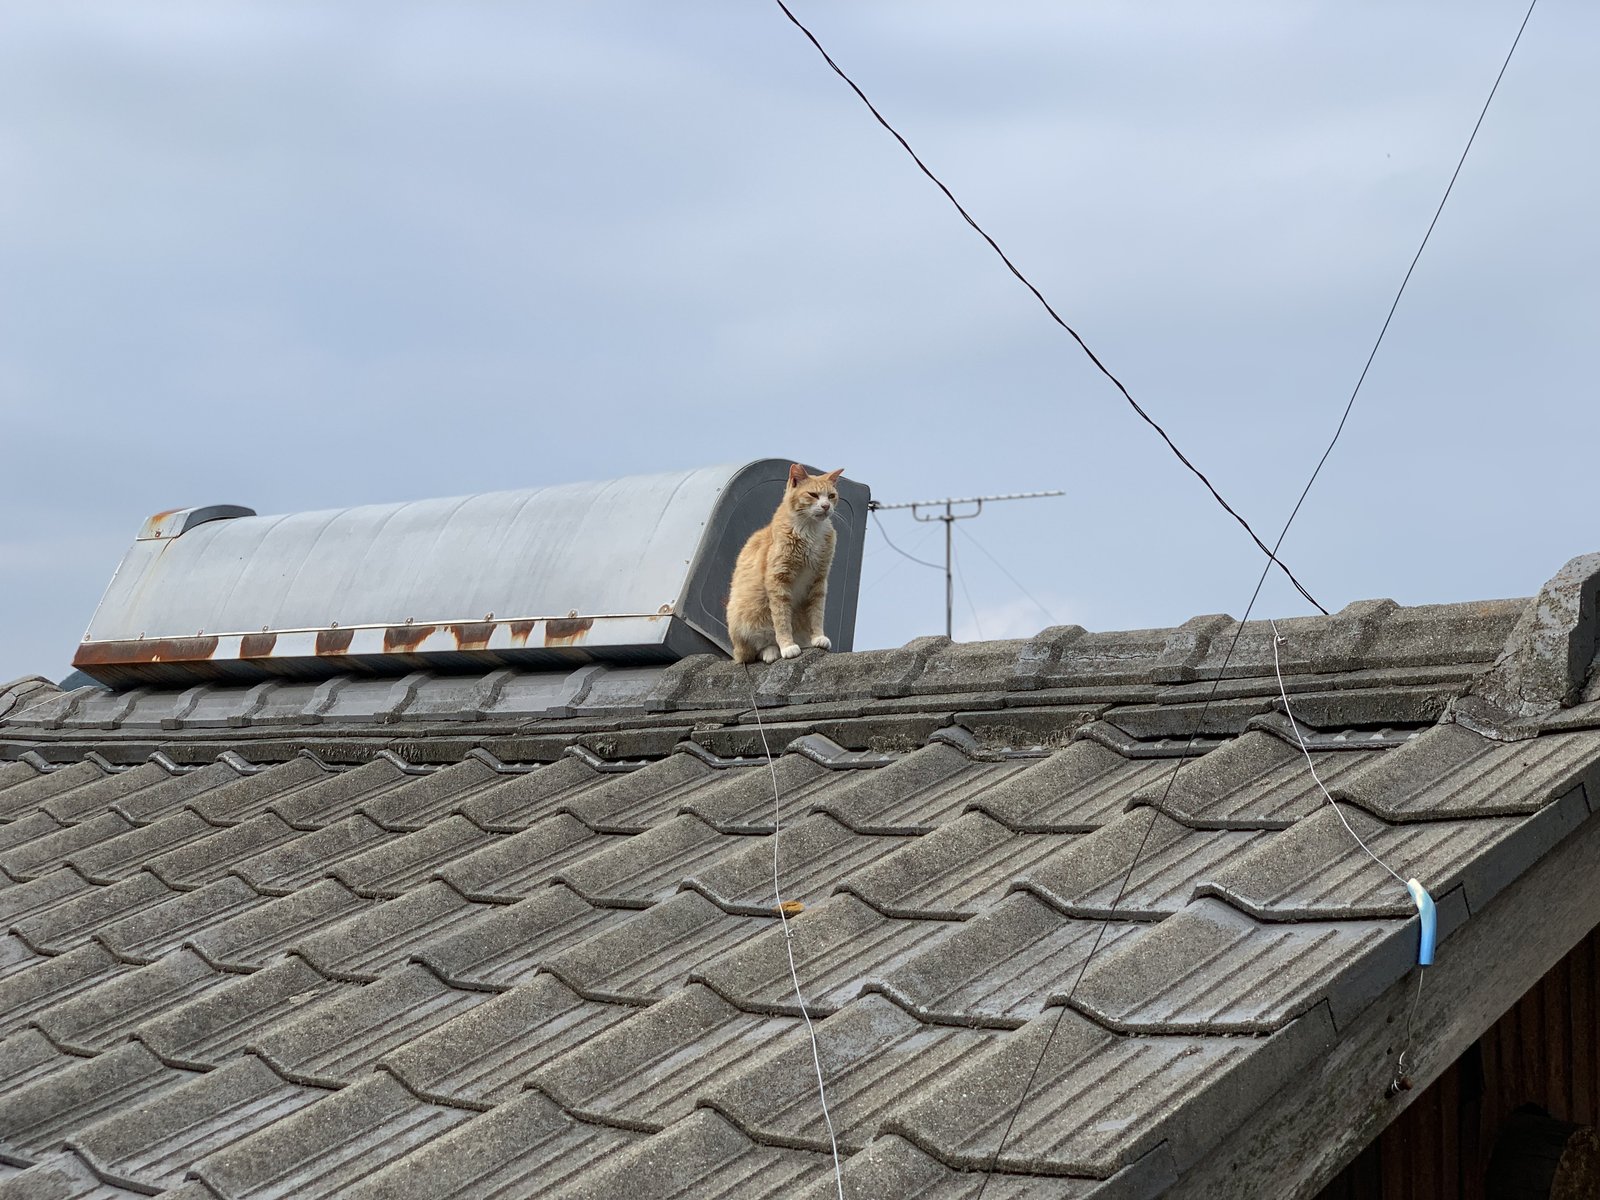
[779,642,802,660]
[759,645,782,664]
[810,635,832,651]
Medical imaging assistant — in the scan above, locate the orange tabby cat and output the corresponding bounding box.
[727,464,844,664]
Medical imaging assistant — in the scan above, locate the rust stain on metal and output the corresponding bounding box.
[509,620,537,646]
[240,632,278,658]
[450,622,496,651]
[544,617,594,647]
[383,623,435,652]
[73,635,221,667]
[316,627,355,655]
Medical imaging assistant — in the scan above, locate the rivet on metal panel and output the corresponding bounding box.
[405,617,414,625]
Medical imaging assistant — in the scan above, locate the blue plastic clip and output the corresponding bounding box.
[1406,878,1436,966]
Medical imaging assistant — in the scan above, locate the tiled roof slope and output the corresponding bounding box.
[2,553,1600,1198]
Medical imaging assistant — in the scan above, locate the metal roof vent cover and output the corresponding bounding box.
[73,460,869,687]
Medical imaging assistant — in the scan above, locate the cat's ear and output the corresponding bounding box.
[787,463,807,488]
[823,469,844,483]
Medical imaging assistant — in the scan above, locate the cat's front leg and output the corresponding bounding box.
[767,591,802,660]
[798,580,830,650]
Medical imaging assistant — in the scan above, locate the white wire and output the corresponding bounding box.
[1267,620,1409,890]
[745,667,846,1198]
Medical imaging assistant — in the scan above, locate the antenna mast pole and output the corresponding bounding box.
[870,490,1064,639]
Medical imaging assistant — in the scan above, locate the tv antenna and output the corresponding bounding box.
[870,490,1064,639]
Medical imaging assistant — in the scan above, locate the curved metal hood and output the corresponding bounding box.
[73,460,870,687]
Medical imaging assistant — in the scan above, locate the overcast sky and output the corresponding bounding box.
[2,2,1594,683]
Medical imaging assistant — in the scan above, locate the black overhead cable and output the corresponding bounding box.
[966,3,1542,1194]
[771,0,1328,616]
[871,510,943,572]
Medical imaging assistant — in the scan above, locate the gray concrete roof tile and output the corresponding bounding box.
[185,879,372,972]
[548,1108,840,1200]
[891,1005,1332,1177]
[969,744,1178,833]
[555,755,717,834]
[436,815,621,903]
[0,1153,153,1200]
[341,1090,641,1200]
[67,1056,323,1194]
[0,944,124,1042]
[542,890,769,1004]
[1198,805,1525,919]
[131,956,345,1069]
[247,963,488,1087]
[679,756,837,833]
[34,948,231,1054]
[332,815,504,899]
[1015,812,1264,919]
[42,761,226,826]
[189,1073,472,1200]
[841,812,1074,919]
[547,992,799,1139]
[790,1133,1129,1199]
[0,1029,71,1096]
[66,810,221,884]
[1125,732,1379,829]
[415,885,628,991]
[293,881,488,981]
[704,992,996,1153]
[0,812,68,859]
[381,973,628,1107]
[1067,897,1403,1033]
[143,813,302,890]
[356,759,501,830]
[0,870,99,933]
[907,639,1039,697]
[0,763,108,822]
[457,755,609,831]
[869,892,1140,1028]
[692,894,949,1016]
[250,758,410,829]
[178,755,329,825]
[0,812,135,882]
[230,814,396,896]
[684,815,903,915]
[0,934,42,984]
[0,1042,196,1161]
[812,743,980,833]
[98,876,270,966]
[1331,723,1600,821]
[553,814,739,908]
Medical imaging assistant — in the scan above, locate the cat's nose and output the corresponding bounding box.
[818,502,831,514]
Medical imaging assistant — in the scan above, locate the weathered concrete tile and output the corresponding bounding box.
[99,877,269,965]
[543,891,768,1004]
[12,873,177,955]
[0,944,124,1041]
[36,949,232,1054]
[416,886,629,990]
[0,1042,197,1161]
[145,814,302,891]
[971,743,1177,833]
[232,814,396,895]
[555,755,716,834]
[190,1073,471,1200]
[331,816,503,899]
[68,1056,322,1193]
[248,963,488,1087]
[342,1090,642,1200]
[685,815,902,915]
[437,815,620,903]
[457,755,610,831]
[555,814,740,909]
[187,879,372,971]
[381,973,629,1108]
[133,956,346,1068]
[692,894,948,1016]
